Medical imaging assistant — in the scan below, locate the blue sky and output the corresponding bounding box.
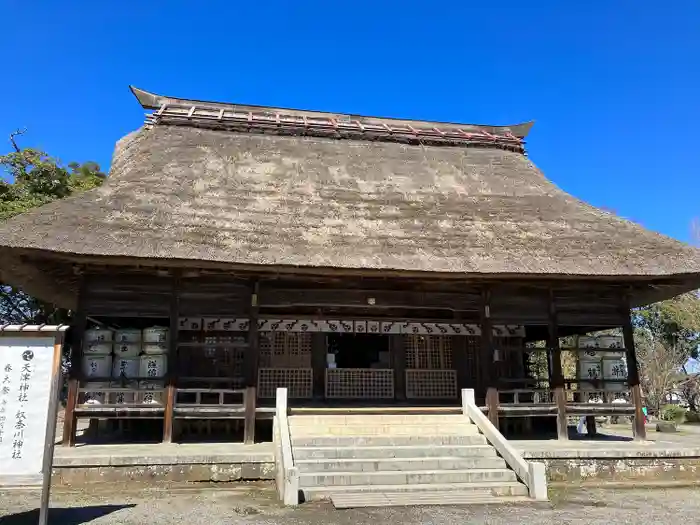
[1,1,698,242]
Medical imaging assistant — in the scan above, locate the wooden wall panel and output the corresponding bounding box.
[490,287,549,324]
[178,277,250,316]
[554,289,624,327]
[259,288,482,314]
[83,274,172,317]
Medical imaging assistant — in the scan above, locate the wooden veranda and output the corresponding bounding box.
[59,268,651,446]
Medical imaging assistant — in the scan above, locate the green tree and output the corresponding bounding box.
[633,293,700,366]
[0,130,105,324]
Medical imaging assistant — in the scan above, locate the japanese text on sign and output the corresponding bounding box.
[0,338,55,478]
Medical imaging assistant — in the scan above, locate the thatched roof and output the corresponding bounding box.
[1,86,700,307]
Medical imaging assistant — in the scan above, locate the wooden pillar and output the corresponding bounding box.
[162,272,180,443]
[480,288,499,428]
[243,281,260,444]
[392,335,406,401]
[452,336,469,392]
[62,278,86,447]
[311,333,327,399]
[548,290,568,440]
[621,295,647,440]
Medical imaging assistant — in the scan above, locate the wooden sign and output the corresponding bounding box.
[0,328,64,525]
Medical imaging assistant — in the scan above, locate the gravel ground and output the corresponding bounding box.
[1,483,699,525]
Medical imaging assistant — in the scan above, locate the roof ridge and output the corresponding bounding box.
[131,86,532,152]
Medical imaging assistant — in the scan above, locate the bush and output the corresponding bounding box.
[685,410,700,423]
[661,404,687,423]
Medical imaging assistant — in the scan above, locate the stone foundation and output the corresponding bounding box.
[52,461,275,486]
[522,448,700,484]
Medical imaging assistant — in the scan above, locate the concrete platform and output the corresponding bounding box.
[52,443,275,486]
[514,424,700,483]
[49,424,700,487]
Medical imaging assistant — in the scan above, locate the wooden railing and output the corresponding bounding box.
[175,377,256,443]
[494,378,635,422]
[76,381,166,418]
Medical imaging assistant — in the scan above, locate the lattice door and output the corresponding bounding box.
[177,332,246,387]
[405,335,453,370]
[259,332,311,368]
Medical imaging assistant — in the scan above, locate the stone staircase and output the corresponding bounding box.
[289,413,531,506]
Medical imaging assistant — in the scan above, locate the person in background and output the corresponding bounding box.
[577,395,603,435]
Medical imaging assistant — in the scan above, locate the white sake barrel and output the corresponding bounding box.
[143,327,169,345]
[83,381,110,405]
[110,380,138,405]
[579,358,602,381]
[114,328,141,344]
[113,342,141,358]
[142,343,168,355]
[140,355,167,379]
[598,335,623,350]
[603,358,627,391]
[82,355,112,378]
[84,328,113,344]
[579,336,598,349]
[112,357,140,379]
[139,381,164,405]
[83,342,113,355]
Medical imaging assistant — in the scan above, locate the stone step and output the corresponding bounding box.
[298,468,518,488]
[303,481,529,501]
[290,424,480,437]
[292,434,488,447]
[295,456,507,473]
[331,492,532,508]
[289,414,467,425]
[293,444,498,460]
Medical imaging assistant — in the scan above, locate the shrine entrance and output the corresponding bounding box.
[325,334,394,400]
[328,333,390,369]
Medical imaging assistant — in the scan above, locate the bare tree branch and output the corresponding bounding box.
[8,128,27,153]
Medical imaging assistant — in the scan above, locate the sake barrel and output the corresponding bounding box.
[83,342,113,355]
[112,357,140,379]
[82,381,109,405]
[579,357,602,382]
[140,355,167,379]
[113,342,141,358]
[603,357,627,391]
[114,328,141,344]
[142,343,168,355]
[110,380,138,405]
[139,381,165,405]
[579,336,598,349]
[143,327,169,345]
[82,355,112,378]
[84,328,113,344]
[84,328,113,355]
[598,335,623,350]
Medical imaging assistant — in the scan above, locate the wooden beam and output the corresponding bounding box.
[47,251,696,285]
[311,332,327,399]
[548,289,568,440]
[62,279,86,447]
[621,294,647,440]
[480,288,499,428]
[392,335,407,400]
[243,281,260,444]
[162,273,180,443]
